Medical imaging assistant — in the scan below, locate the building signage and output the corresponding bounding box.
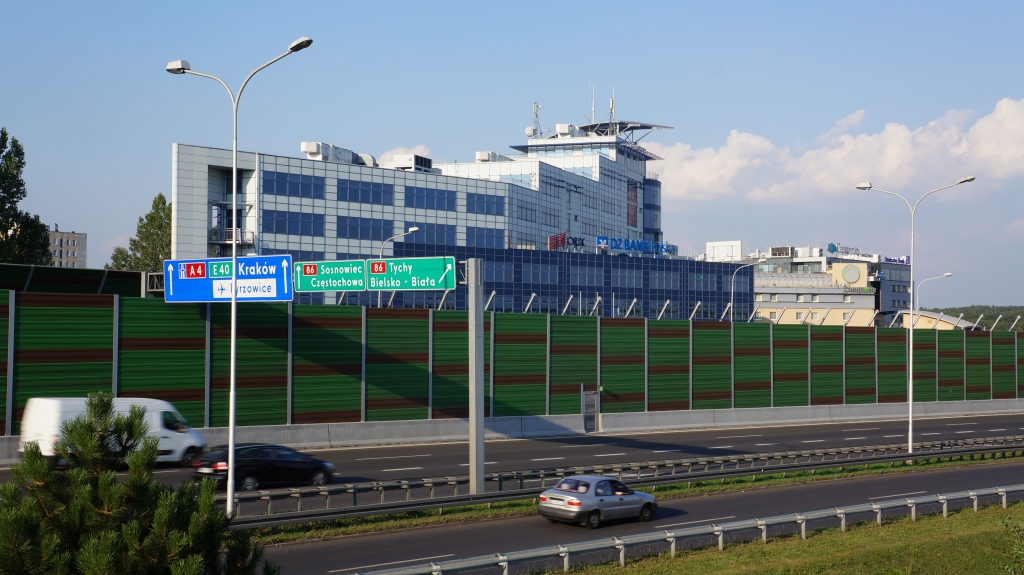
[547,233,587,250]
[163,255,293,303]
[294,260,366,292]
[883,256,910,264]
[365,257,456,291]
[596,236,675,254]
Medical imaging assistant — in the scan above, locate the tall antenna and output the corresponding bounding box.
[526,101,546,139]
[609,87,616,135]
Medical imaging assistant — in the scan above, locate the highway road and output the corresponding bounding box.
[265,458,1024,575]
[1,413,1021,487]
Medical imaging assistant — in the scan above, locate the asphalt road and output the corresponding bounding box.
[2,413,1021,488]
[266,458,1024,575]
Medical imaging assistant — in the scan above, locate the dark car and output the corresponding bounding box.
[193,443,334,491]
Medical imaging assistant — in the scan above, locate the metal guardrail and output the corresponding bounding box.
[225,435,1024,529]
[357,482,1024,575]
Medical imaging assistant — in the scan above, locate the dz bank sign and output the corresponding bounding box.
[596,235,675,255]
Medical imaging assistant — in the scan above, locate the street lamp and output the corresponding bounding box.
[730,258,766,321]
[168,37,312,517]
[911,273,952,328]
[854,177,973,454]
[378,226,420,308]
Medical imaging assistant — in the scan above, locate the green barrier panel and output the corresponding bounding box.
[965,330,992,400]
[550,316,597,415]
[876,327,907,403]
[647,319,690,411]
[118,298,206,426]
[209,302,288,427]
[845,326,876,404]
[430,310,492,419]
[692,322,732,410]
[364,308,429,422]
[292,305,363,424]
[810,325,843,405]
[733,322,771,408]
[992,332,1017,399]
[937,330,965,402]
[0,291,8,434]
[600,318,646,413]
[773,324,809,407]
[912,329,938,403]
[492,314,546,416]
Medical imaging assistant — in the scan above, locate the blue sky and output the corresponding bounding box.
[2,1,1023,306]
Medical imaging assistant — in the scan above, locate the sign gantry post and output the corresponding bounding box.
[465,258,485,494]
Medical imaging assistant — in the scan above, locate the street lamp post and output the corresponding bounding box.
[167,37,312,517]
[730,258,766,322]
[378,226,420,308]
[912,273,953,328]
[855,177,973,454]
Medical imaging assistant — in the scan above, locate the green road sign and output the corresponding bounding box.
[209,261,233,278]
[294,260,367,292]
[366,256,456,291]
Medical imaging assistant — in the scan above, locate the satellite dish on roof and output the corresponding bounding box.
[827,243,838,253]
[525,126,537,137]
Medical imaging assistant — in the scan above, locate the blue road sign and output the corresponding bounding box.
[163,255,294,303]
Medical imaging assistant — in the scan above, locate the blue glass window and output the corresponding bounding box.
[337,179,394,205]
[466,193,504,216]
[261,210,324,236]
[337,217,392,241]
[405,222,456,245]
[405,187,457,211]
[523,264,559,284]
[262,171,325,199]
[466,227,504,249]
[264,248,325,261]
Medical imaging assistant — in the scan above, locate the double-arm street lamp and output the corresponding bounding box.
[855,177,973,453]
[378,226,420,308]
[730,258,766,321]
[167,37,313,516]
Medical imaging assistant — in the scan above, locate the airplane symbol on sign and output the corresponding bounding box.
[217,283,229,296]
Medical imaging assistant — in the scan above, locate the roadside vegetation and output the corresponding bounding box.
[253,450,1022,545]
[923,304,1024,331]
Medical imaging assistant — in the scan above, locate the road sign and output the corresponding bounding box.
[163,255,293,303]
[294,260,367,292]
[365,256,456,291]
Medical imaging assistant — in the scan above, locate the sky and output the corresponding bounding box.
[2,1,1022,306]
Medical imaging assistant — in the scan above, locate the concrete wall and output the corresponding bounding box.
[3,398,1022,465]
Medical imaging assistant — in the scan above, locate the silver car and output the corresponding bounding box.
[537,475,658,528]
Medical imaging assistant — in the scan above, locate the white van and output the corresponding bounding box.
[19,397,207,466]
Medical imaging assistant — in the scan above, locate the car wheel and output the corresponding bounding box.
[638,503,654,522]
[180,447,199,468]
[583,510,601,529]
[240,475,259,491]
[311,470,328,487]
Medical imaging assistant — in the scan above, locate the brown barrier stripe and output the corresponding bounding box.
[18,293,114,308]
[292,316,362,330]
[734,347,769,356]
[914,371,937,379]
[119,388,204,402]
[601,355,644,365]
[494,374,546,385]
[366,397,428,410]
[648,329,689,338]
[845,387,876,396]
[774,372,808,382]
[0,306,8,319]
[293,363,362,377]
[846,327,875,335]
[966,331,990,338]
[735,381,770,391]
[774,340,808,349]
[994,392,1017,399]
[433,322,468,332]
[550,384,583,395]
[292,410,360,424]
[211,376,285,390]
[993,338,1016,345]
[495,333,546,345]
[601,318,645,328]
[692,356,730,365]
[692,322,731,331]
[993,365,1017,372]
[879,365,906,373]
[966,358,990,366]
[811,396,844,406]
[845,357,875,365]
[432,407,469,419]
[366,353,428,365]
[879,394,907,403]
[12,407,24,422]
[433,364,468,376]
[648,364,689,375]
[966,386,992,394]
[692,391,732,401]
[649,400,689,411]
[16,349,112,363]
[600,392,646,403]
[212,327,287,340]
[938,351,965,358]
[811,332,842,342]
[120,337,205,351]
[366,308,429,320]
[811,364,843,373]
[551,345,597,355]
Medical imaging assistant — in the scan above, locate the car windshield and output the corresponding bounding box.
[554,479,590,493]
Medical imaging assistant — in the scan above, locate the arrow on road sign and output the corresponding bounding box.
[167,263,173,295]
[437,264,452,286]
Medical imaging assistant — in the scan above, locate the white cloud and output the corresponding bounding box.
[645,97,1024,204]
[378,145,433,165]
[1004,217,1024,239]
[814,109,865,144]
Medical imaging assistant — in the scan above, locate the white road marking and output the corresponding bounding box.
[594,453,627,457]
[842,428,880,432]
[946,422,976,426]
[653,449,681,453]
[656,515,736,528]
[921,433,940,436]
[756,443,780,446]
[990,429,1007,432]
[329,555,456,574]
[802,440,825,443]
[716,434,762,439]
[845,437,866,441]
[869,490,927,500]
[381,467,424,472]
[531,457,565,462]
[355,454,431,461]
[709,446,733,449]
[883,434,904,438]
[955,431,975,434]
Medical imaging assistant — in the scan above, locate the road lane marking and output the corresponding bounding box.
[883,435,904,438]
[709,446,733,449]
[355,454,431,461]
[921,433,940,436]
[594,453,627,457]
[844,437,866,440]
[716,434,762,439]
[842,428,879,432]
[653,449,681,453]
[381,467,424,472]
[946,423,976,426]
[869,490,927,500]
[756,443,780,446]
[802,440,824,443]
[656,515,736,528]
[955,431,975,434]
[531,457,565,461]
[990,429,1006,432]
[329,555,456,573]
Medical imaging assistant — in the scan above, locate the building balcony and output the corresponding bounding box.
[209,228,255,246]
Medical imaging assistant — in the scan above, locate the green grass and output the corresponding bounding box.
[562,500,1024,574]
[251,452,1023,545]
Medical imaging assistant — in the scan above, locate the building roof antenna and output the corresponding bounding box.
[609,87,616,136]
[526,101,547,139]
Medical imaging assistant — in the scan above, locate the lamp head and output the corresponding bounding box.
[855,182,872,190]
[407,226,420,233]
[956,176,975,185]
[166,60,190,74]
[757,257,767,263]
[943,272,952,277]
[289,37,313,52]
